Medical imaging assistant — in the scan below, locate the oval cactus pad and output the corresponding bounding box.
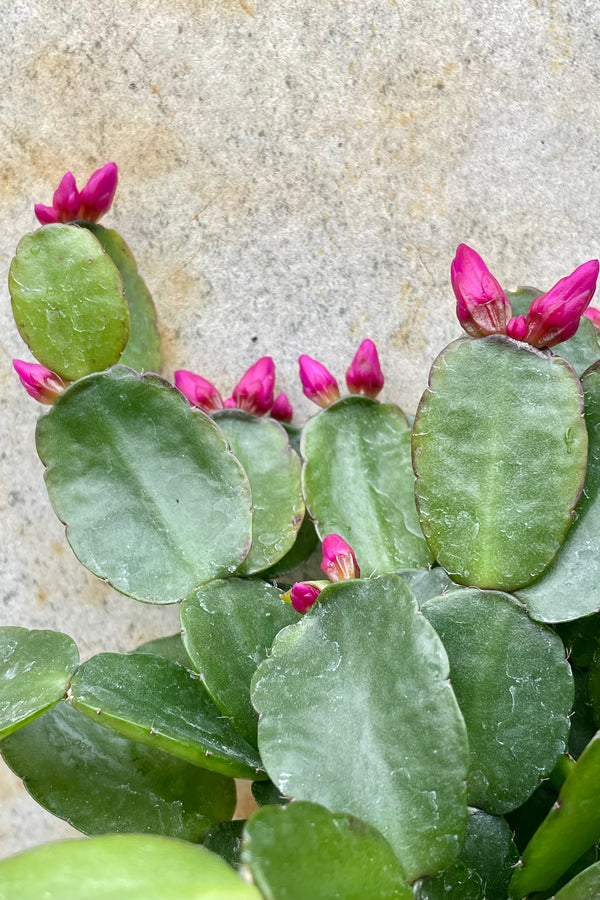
[412,336,587,590]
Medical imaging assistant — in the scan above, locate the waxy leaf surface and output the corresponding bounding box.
[9,224,129,379]
[413,336,587,590]
[133,633,192,668]
[422,590,572,813]
[36,367,253,603]
[554,861,600,899]
[181,578,298,746]
[0,701,235,840]
[302,396,432,575]
[251,574,469,881]
[0,834,260,900]
[0,626,78,739]
[242,801,412,900]
[70,652,264,779]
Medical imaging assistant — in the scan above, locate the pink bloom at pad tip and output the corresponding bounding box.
[289,582,322,615]
[13,360,66,405]
[174,370,223,413]
[451,243,512,339]
[585,306,600,329]
[321,534,360,582]
[298,355,340,408]
[271,392,293,423]
[506,315,528,341]
[34,162,118,225]
[345,339,384,398]
[232,356,275,416]
[525,260,600,348]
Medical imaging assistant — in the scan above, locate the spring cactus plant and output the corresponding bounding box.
[4,168,600,900]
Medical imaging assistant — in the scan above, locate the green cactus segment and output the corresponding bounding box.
[9,224,129,380]
[85,224,162,373]
[422,590,573,813]
[204,821,246,870]
[133,634,193,668]
[397,567,460,605]
[69,652,265,780]
[0,627,79,739]
[36,367,252,603]
[507,288,600,376]
[554,861,600,899]
[213,411,304,575]
[587,650,600,728]
[301,396,433,575]
[518,363,600,621]
[0,834,261,900]
[569,668,598,759]
[181,579,298,747]
[251,574,468,881]
[0,702,235,841]
[413,336,587,590]
[414,808,519,900]
[251,780,289,808]
[242,801,413,900]
[508,733,600,897]
[556,615,600,668]
[259,515,319,580]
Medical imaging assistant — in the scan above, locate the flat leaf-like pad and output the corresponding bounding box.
[251,574,468,881]
[36,367,253,603]
[0,626,78,738]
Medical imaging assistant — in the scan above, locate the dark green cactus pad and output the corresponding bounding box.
[508,733,600,897]
[241,801,412,900]
[301,396,433,575]
[554,861,600,899]
[0,626,78,739]
[203,820,245,870]
[84,224,162,373]
[413,336,587,590]
[9,224,129,380]
[0,834,261,900]
[397,567,460,605]
[556,614,600,669]
[251,574,468,881]
[36,367,253,603]
[132,633,192,668]
[70,652,265,780]
[181,578,299,747]
[507,287,600,376]
[251,780,289,808]
[413,808,519,900]
[422,590,573,813]
[213,410,304,575]
[518,363,600,621]
[569,668,598,759]
[0,701,235,841]
[258,515,319,580]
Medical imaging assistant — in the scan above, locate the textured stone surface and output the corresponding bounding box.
[2,0,600,860]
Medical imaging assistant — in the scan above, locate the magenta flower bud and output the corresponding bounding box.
[451,244,511,338]
[13,360,66,405]
[289,582,322,614]
[223,397,237,408]
[34,172,80,224]
[231,356,275,416]
[298,355,340,407]
[77,162,118,222]
[506,315,528,341]
[271,392,293,423]
[584,306,600,328]
[174,370,223,413]
[345,339,384,398]
[525,259,600,348]
[321,534,360,582]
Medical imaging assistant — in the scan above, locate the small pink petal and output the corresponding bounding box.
[451,244,511,338]
[223,397,237,408]
[52,172,80,220]
[34,204,60,225]
[525,259,600,348]
[232,356,275,416]
[320,534,360,582]
[174,370,223,412]
[506,315,528,341]
[271,392,293,423]
[13,360,66,405]
[78,162,118,222]
[298,355,340,407]
[345,339,384,398]
[584,306,600,328]
[289,582,322,614]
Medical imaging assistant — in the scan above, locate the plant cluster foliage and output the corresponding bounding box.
[3,165,600,899]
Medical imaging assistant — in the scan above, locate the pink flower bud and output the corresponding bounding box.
[451,244,511,338]
[506,315,528,341]
[34,172,80,224]
[345,339,384,398]
[77,162,118,222]
[584,306,600,328]
[524,259,600,348]
[298,355,340,407]
[289,582,322,614]
[13,360,66,405]
[174,370,223,413]
[271,392,293,423]
[321,534,360,582]
[231,356,275,416]
[223,397,237,408]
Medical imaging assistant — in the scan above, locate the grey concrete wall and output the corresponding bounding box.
[1,0,599,858]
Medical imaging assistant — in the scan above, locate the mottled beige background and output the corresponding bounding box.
[1,0,600,858]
